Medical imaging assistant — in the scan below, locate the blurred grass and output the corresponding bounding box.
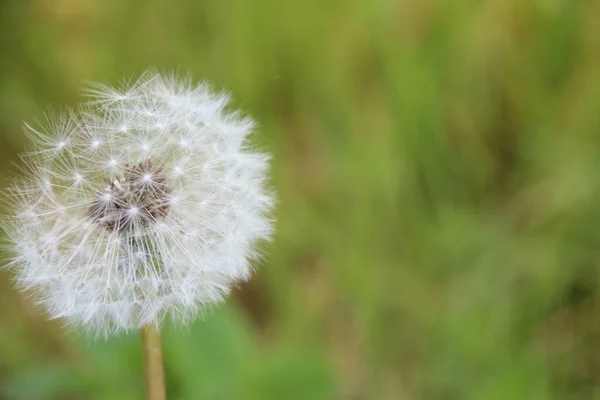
[1,0,600,399]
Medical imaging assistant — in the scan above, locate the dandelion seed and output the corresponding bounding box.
[2,71,275,337]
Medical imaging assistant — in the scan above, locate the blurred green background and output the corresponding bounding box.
[1,0,600,399]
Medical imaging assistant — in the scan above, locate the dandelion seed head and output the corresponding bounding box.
[2,71,275,337]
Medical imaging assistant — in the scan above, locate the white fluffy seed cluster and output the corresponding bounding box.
[2,71,274,336]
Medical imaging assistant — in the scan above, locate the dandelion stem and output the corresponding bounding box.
[141,324,166,400]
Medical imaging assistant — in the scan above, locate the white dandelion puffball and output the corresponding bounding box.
[2,71,274,336]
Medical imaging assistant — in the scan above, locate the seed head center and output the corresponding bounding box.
[87,159,171,232]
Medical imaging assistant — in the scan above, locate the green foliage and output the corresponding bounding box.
[1,0,600,398]
[1,307,336,400]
